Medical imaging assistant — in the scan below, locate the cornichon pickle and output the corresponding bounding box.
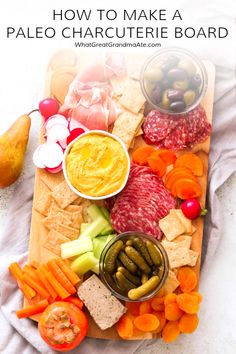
[132,237,153,266]
[118,251,137,274]
[128,275,160,300]
[146,241,162,266]
[105,240,123,273]
[118,266,141,286]
[125,246,151,274]
[141,273,149,284]
[126,239,133,246]
[116,271,137,292]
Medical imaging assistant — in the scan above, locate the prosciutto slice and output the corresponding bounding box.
[60,53,126,131]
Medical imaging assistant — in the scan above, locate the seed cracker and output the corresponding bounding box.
[34,192,52,216]
[159,213,186,241]
[40,170,65,190]
[119,79,146,114]
[43,229,70,256]
[173,235,192,249]
[54,224,80,240]
[163,243,191,269]
[110,77,128,97]
[188,250,199,266]
[170,209,193,234]
[52,181,78,209]
[163,270,180,294]
[42,212,71,229]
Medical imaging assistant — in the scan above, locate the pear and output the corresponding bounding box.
[0,114,31,188]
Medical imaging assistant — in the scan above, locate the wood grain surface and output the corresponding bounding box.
[26,50,215,340]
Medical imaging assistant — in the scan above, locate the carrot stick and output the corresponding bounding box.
[23,273,50,300]
[42,265,70,300]
[9,263,36,300]
[16,299,49,319]
[47,260,76,295]
[56,258,80,286]
[30,260,40,269]
[36,266,57,300]
[23,265,40,283]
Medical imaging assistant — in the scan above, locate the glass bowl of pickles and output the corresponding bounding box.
[99,232,169,302]
[140,47,208,115]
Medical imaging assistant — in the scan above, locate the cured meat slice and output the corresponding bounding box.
[110,164,176,239]
[143,106,211,151]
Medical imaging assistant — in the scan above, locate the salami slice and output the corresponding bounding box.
[110,164,176,239]
[143,106,211,151]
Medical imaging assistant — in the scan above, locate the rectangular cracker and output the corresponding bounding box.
[66,205,82,212]
[40,170,64,190]
[188,250,199,266]
[43,229,70,256]
[71,197,82,206]
[54,224,80,240]
[119,79,146,114]
[162,243,191,269]
[112,110,144,149]
[170,209,193,234]
[71,211,83,229]
[110,77,128,97]
[174,235,192,249]
[163,270,180,294]
[159,213,186,241]
[34,192,52,216]
[42,212,71,229]
[52,181,78,209]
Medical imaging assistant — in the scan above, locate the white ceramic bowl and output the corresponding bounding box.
[63,130,130,200]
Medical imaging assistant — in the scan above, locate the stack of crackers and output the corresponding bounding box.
[159,209,199,270]
[33,170,91,257]
[111,54,147,149]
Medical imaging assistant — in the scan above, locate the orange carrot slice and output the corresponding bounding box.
[155,149,176,166]
[147,152,166,177]
[172,178,202,199]
[132,146,156,166]
[175,153,204,176]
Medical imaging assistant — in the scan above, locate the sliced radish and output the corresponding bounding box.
[69,118,89,132]
[45,114,68,131]
[67,128,85,145]
[37,143,64,169]
[45,163,63,174]
[47,124,70,143]
[58,139,68,150]
[33,145,45,168]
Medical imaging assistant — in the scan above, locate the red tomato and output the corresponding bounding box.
[38,301,88,352]
[65,296,84,310]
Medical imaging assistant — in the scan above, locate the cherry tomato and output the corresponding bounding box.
[38,301,88,352]
[181,198,201,220]
[39,98,60,119]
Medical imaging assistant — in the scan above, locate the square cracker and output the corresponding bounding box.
[174,235,192,249]
[170,209,193,234]
[54,224,79,240]
[34,192,52,216]
[159,213,186,241]
[42,212,71,229]
[163,243,191,269]
[40,170,64,190]
[188,250,199,266]
[52,181,78,209]
[119,79,146,114]
[112,110,144,149]
[43,229,70,256]
[163,270,180,294]
[110,77,128,97]
[71,211,83,229]
[66,205,82,212]
[71,197,82,206]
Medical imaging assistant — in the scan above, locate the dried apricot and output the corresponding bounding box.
[165,302,184,321]
[152,311,166,333]
[134,314,159,332]
[176,293,199,314]
[164,293,177,305]
[162,321,180,343]
[139,301,152,315]
[151,297,165,312]
[179,313,199,333]
[125,301,140,316]
[177,267,198,293]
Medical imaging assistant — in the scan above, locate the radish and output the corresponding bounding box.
[36,142,64,169]
[39,98,59,119]
[67,128,85,145]
[58,139,68,150]
[33,145,45,168]
[181,198,207,220]
[45,114,68,131]
[45,163,63,174]
[47,124,70,143]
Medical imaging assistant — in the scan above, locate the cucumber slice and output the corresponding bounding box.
[70,252,98,276]
[80,223,90,235]
[80,216,108,239]
[91,262,100,275]
[87,204,113,235]
[61,237,93,259]
[99,206,110,221]
[93,234,115,259]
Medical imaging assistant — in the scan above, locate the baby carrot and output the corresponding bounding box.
[48,260,76,295]
[23,273,50,300]
[16,300,49,319]
[56,258,80,286]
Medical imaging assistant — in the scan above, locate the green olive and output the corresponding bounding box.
[183,90,196,106]
[173,80,189,91]
[144,68,163,83]
[162,90,170,109]
[178,59,197,77]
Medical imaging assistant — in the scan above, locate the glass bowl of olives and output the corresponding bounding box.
[140,47,208,115]
[99,232,169,302]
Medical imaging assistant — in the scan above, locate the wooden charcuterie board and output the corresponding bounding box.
[26,50,215,340]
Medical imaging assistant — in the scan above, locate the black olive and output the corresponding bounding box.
[167,68,187,82]
[167,89,184,102]
[170,101,186,113]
